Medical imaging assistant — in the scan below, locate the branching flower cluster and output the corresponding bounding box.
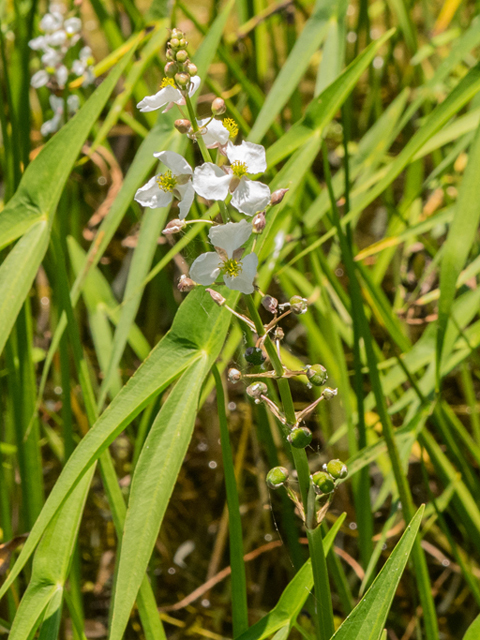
[134,28,348,529]
[29,3,95,135]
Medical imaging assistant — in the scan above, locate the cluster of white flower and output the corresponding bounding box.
[133,29,286,295]
[29,3,95,134]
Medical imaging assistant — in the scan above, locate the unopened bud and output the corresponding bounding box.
[175,49,188,63]
[261,295,278,314]
[206,288,226,306]
[244,346,266,365]
[305,364,328,386]
[288,427,313,449]
[170,37,180,49]
[166,48,175,61]
[246,382,268,399]
[178,38,187,48]
[164,61,178,77]
[163,218,186,235]
[211,97,226,115]
[252,211,266,234]
[323,387,338,400]
[270,188,289,205]
[177,275,196,292]
[266,466,289,489]
[175,72,190,87]
[228,368,242,383]
[290,295,308,315]
[311,471,335,495]
[174,119,192,134]
[273,326,284,341]
[186,63,197,77]
[326,459,348,480]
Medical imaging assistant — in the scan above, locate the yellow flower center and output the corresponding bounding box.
[222,258,242,278]
[231,161,248,178]
[156,170,177,192]
[160,77,176,89]
[223,118,239,139]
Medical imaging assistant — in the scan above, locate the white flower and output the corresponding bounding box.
[41,46,61,67]
[41,95,64,136]
[136,75,201,113]
[31,69,50,88]
[40,12,63,33]
[67,94,80,114]
[55,64,68,88]
[192,140,271,216]
[189,219,258,294]
[134,151,194,219]
[29,35,48,50]
[192,118,229,149]
[64,17,82,35]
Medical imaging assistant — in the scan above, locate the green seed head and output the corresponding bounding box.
[266,466,289,489]
[246,382,268,399]
[244,346,266,365]
[290,295,308,315]
[311,471,335,495]
[306,364,328,386]
[327,459,348,480]
[287,427,313,449]
[323,387,338,400]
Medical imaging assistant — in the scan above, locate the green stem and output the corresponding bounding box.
[244,295,334,639]
[212,365,249,636]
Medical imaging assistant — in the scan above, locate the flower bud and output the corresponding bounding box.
[175,72,190,87]
[246,382,268,399]
[162,218,186,235]
[174,119,192,134]
[166,48,175,61]
[175,49,188,63]
[270,188,289,205]
[211,97,226,115]
[287,427,313,449]
[171,28,183,38]
[177,275,196,292]
[186,63,197,77]
[323,387,338,400]
[261,295,278,314]
[178,38,187,48]
[266,466,289,489]
[206,288,226,306]
[290,295,308,315]
[273,326,284,341]
[305,364,328,386]
[311,471,335,495]
[170,37,180,49]
[164,61,178,77]
[228,368,242,384]
[326,459,348,480]
[244,346,266,365]
[252,211,266,234]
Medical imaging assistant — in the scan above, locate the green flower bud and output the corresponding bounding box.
[266,466,289,489]
[170,37,180,49]
[290,295,308,315]
[246,382,268,399]
[175,72,190,87]
[323,387,338,400]
[175,50,189,63]
[306,364,328,386]
[164,61,178,77]
[178,38,187,47]
[287,427,313,449]
[187,63,198,77]
[244,346,266,365]
[166,48,175,61]
[326,459,348,480]
[311,471,335,495]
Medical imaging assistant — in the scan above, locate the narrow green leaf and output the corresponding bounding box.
[463,614,480,640]
[331,506,425,640]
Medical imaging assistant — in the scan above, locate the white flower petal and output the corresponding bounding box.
[47,29,66,46]
[136,85,181,113]
[154,150,192,176]
[55,65,68,88]
[64,17,82,35]
[72,59,85,76]
[29,36,47,50]
[208,219,251,258]
[190,252,221,286]
[31,70,50,88]
[40,13,62,32]
[187,75,201,98]
[41,112,62,136]
[231,178,271,216]
[176,181,195,220]
[193,163,231,201]
[134,176,173,209]
[197,118,229,148]
[223,252,258,294]
[49,94,64,112]
[227,140,267,174]
[42,47,61,67]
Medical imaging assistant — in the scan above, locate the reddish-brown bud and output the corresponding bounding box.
[163,219,186,235]
[174,119,192,134]
[252,211,266,234]
[270,188,289,205]
[261,295,278,314]
[211,97,226,115]
[177,275,196,292]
